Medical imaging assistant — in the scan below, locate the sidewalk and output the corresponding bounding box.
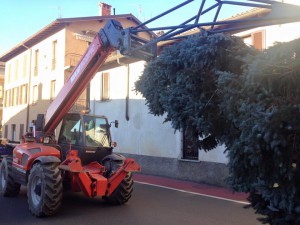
[133,173,249,204]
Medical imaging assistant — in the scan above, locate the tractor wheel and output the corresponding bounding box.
[0,156,21,197]
[104,172,133,205]
[27,162,63,217]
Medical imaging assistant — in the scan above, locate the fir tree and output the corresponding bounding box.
[135,32,300,224]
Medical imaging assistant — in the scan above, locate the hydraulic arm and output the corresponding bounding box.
[44,20,125,132]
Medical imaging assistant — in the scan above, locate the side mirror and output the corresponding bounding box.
[111,141,117,147]
[110,120,119,128]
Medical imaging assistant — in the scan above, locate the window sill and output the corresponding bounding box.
[178,158,201,163]
[100,99,111,102]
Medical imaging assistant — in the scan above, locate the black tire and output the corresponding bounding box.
[27,162,63,217]
[104,173,134,205]
[0,157,21,197]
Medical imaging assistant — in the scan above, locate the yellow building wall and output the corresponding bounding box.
[2,17,153,141]
[3,29,66,141]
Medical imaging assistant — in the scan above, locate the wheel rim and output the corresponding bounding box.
[31,175,42,206]
[0,165,6,190]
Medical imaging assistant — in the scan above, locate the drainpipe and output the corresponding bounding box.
[86,83,90,111]
[125,65,130,121]
[86,42,91,112]
[116,51,130,121]
[22,44,32,132]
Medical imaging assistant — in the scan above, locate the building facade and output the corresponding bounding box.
[0,5,151,143]
[0,62,4,137]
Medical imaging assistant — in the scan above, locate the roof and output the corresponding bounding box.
[0,14,143,62]
[192,8,270,36]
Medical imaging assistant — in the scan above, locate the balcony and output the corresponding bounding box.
[69,98,88,113]
[64,53,82,72]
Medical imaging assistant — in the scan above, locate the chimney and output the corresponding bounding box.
[99,2,111,16]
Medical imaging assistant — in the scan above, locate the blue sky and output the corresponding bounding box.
[0,0,252,56]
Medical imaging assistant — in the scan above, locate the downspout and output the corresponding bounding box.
[86,83,90,111]
[22,44,32,132]
[116,52,130,121]
[86,42,91,112]
[125,65,130,121]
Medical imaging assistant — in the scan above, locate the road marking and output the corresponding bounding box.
[136,181,249,205]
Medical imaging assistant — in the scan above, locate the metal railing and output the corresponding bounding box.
[65,53,82,68]
[69,98,88,113]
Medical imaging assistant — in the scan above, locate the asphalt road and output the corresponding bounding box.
[0,181,262,225]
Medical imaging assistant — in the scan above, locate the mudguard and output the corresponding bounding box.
[34,155,61,165]
[101,153,126,163]
[101,153,126,177]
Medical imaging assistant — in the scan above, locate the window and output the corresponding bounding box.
[12,87,18,106]
[182,126,199,160]
[0,85,3,99]
[12,88,15,106]
[9,89,13,106]
[84,115,110,147]
[19,124,24,140]
[33,85,38,104]
[101,72,110,101]
[50,80,56,100]
[52,40,57,70]
[20,84,28,105]
[252,30,265,51]
[4,125,8,139]
[5,89,12,107]
[5,90,10,107]
[7,64,11,84]
[11,124,16,141]
[58,114,83,146]
[242,30,265,51]
[23,55,27,78]
[34,49,39,76]
[14,59,19,81]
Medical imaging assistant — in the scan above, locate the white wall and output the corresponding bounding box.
[90,61,182,159]
[3,29,66,139]
[235,22,300,49]
[198,145,228,163]
[29,29,66,102]
[90,60,228,163]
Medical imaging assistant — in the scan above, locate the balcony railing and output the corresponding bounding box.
[65,53,82,71]
[69,98,88,113]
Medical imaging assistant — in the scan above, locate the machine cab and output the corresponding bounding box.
[58,113,114,164]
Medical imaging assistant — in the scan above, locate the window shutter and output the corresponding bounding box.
[252,30,265,50]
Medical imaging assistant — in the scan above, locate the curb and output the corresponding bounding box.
[133,173,249,204]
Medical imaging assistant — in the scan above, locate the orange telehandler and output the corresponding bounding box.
[0,19,142,217]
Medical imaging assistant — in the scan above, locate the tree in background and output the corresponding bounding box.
[135,32,300,224]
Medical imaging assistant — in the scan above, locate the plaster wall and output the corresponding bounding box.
[3,29,66,140]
